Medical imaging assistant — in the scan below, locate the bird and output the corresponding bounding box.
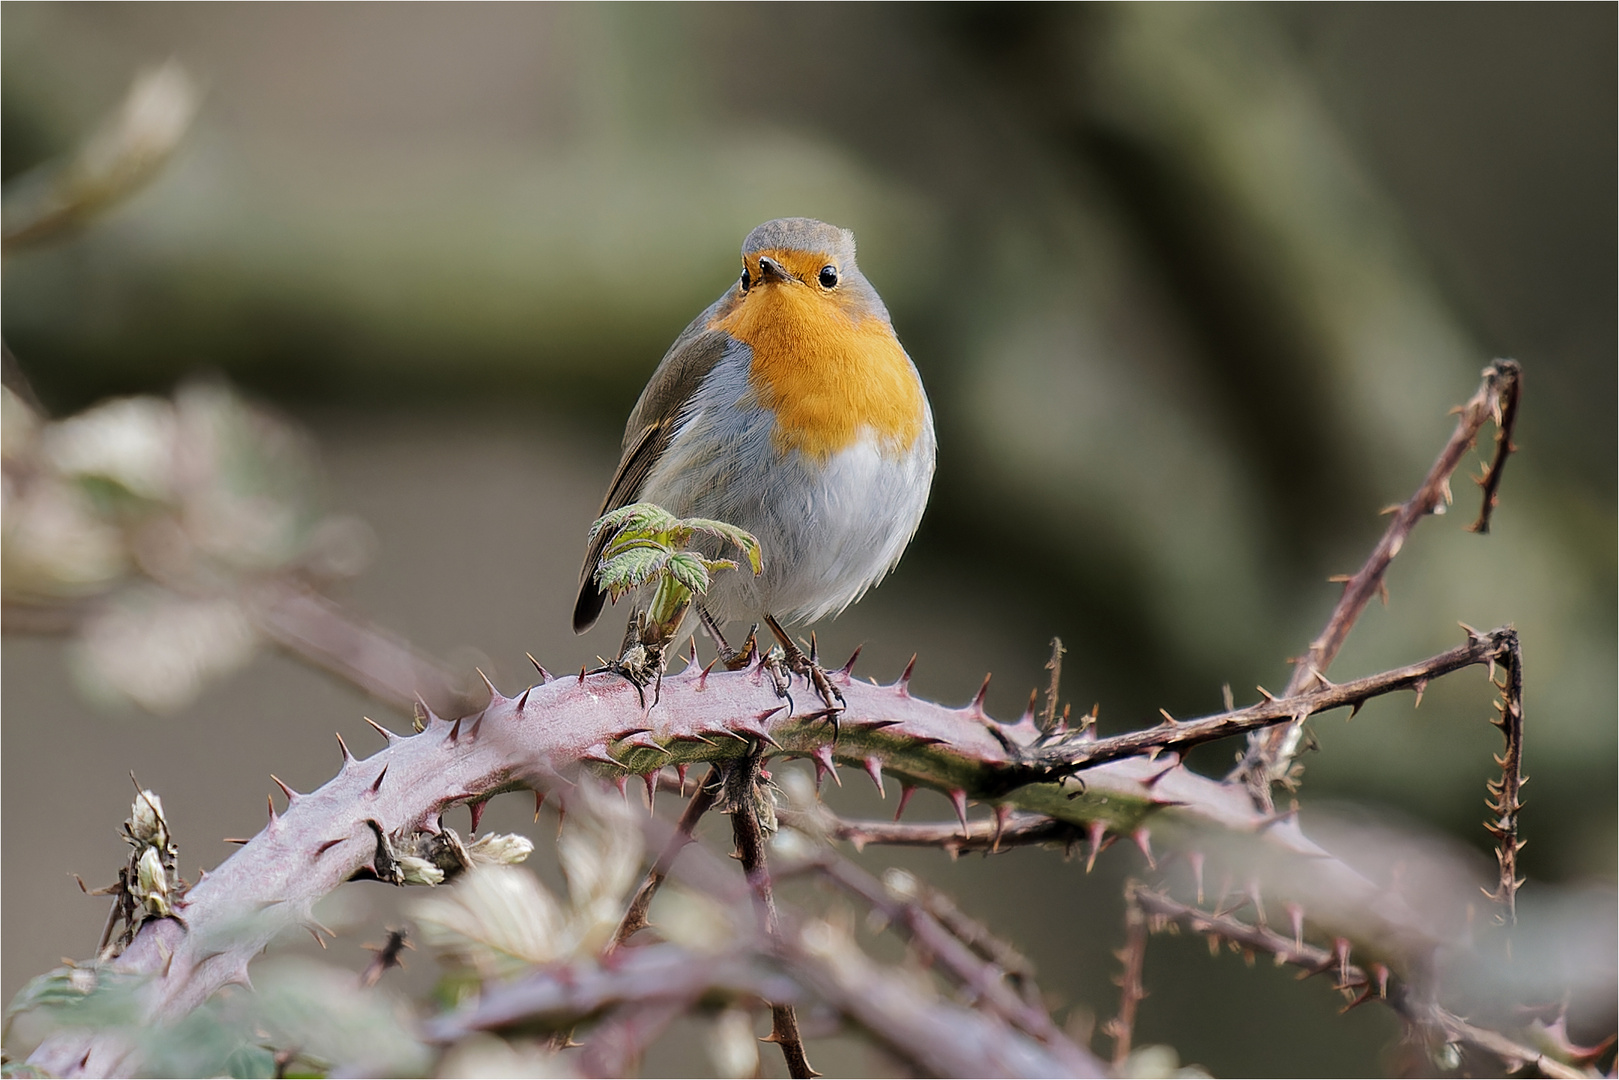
[572,217,935,699]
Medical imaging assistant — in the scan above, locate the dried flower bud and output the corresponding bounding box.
[135,847,172,918]
[397,856,445,887]
[128,790,169,848]
[466,832,534,867]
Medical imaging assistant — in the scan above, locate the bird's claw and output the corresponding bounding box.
[763,615,845,740]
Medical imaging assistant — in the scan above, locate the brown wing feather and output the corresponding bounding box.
[572,326,736,634]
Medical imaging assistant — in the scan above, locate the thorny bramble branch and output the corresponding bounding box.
[1127,883,1584,1079]
[1238,359,1523,802]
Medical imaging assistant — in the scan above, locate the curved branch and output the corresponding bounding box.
[26,630,1511,1075]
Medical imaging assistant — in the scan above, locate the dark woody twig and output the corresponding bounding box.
[1033,628,1515,775]
[1238,361,1523,799]
[1468,361,1523,535]
[611,767,718,949]
[1103,890,1149,1066]
[1128,883,1583,1080]
[726,753,816,1080]
[1482,629,1526,925]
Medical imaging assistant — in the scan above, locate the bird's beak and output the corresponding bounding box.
[755,255,795,285]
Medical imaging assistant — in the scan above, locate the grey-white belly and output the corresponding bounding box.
[638,360,935,626]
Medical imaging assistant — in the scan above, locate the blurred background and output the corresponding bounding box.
[3,4,1613,1075]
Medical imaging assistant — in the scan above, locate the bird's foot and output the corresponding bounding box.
[697,604,757,671]
[597,640,665,708]
[764,615,845,738]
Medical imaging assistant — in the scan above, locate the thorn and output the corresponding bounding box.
[698,656,718,689]
[1335,938,1352,986]
[448,716,462,742]
[270,774,299,802]
[335,733,353,763]
[1377,580,1390,606]
[643,772,658,814]
[812,744,840,789]
[1141,754,1181,788]
[1022,687,1039,723]
[808,630,818,666]
[947,789,969,834]
[363,716,396,743]
[863,756,885,797]
[308,926,328,949]
[526,653,552,682]
[1085,820,1109,873]
[414,693,439,726]
[1256,685,1276,702]
[314,838,345,857]
[614,774,630,800]
[677,763,690,795]
[1327,573,1354,583]
[839,645,862,677]
[895,783,917,821]
[468,799,487,833]
[970,672,992,715]
[1158,708,1177,726]
[1189,851,1205,903]
[534,790,545,823]
[516,687,531,712]
[1412,679,1428,708]
[476,667,501,700]
[224,838,251,845]
[896,654,917,695]
[370,764,389,795]
[1286,902,1304,951]
[1131,827,1156,869]
[992,804,1012,853]
[1371,962,1389,999]
[579,665,587,683]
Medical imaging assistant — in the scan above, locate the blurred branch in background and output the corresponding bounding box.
[2,62,197,253]
[1,379,475,717]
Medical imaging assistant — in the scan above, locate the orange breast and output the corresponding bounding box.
[711,280,924,461]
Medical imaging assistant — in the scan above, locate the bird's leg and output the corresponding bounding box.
[697,603,757,671]
[763,614,845,734]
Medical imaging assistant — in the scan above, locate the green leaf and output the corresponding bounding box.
[598,548,667,599]
[680,518,763,574]
[665,552,711,595]
[591,503,678,542]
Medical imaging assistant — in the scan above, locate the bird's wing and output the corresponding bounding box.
[572,326,735,634]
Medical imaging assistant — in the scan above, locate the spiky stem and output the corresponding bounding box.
[1104,891,1149,1065]
[1484,629,1526,925]
[1128,883,1582,1079]
[1238,360,1523,800]
[611,767,718,949]
[25,629,1518,1076]
[726,751,815,1079]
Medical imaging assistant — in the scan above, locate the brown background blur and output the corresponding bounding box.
[4,5,1614,1076]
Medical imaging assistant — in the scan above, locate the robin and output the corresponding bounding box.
[572,217,935,701]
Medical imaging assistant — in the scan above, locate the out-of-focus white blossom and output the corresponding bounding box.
[42,396,178,501]
[411,865,566,981]
[3,480,128,594]
[557,791,642,954]
[72,589,258,712]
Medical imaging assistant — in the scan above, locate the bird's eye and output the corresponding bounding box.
[818,265,839,289]
[740,266,752,291]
